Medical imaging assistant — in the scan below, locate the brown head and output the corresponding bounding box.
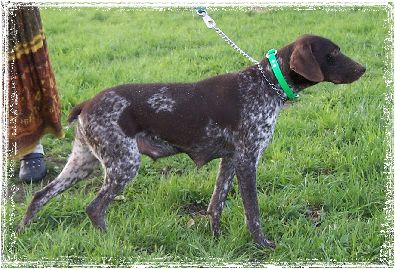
[289,34,366,86]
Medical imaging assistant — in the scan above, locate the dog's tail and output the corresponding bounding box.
[67,100,89,125]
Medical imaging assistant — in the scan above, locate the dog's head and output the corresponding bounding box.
[289,35,366,84]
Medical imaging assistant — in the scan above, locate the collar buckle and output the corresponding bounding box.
[265,49,277,58]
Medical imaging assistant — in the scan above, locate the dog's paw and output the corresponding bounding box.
[208,215,222,239]
[257,237,276,249]
[15,223,25,234]
[91,219,107,232]
[212,227,222,239]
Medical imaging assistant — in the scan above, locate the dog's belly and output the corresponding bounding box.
[136,132,234,167]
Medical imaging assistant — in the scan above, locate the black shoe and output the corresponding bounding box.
[19,153,46,183]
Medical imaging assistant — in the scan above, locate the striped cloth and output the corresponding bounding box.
[8,6,63,159]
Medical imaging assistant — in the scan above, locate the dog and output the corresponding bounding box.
[17,34,365,248]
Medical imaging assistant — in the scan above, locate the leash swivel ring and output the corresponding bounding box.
[196,7,216,28]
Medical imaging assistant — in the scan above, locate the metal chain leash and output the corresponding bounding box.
[196,8,287,101]
[212,26,259,65]
[256,63,287,101]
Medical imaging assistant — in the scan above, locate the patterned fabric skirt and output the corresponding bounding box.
[8,6,63,159]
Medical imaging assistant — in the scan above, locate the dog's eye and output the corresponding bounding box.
[330,49,340,57]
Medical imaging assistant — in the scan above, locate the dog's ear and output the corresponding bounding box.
[290,44,324,82]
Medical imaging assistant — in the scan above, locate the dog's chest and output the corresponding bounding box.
[186,120,236,165]
[240,91,282,155]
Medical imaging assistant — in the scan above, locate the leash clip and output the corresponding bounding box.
[196,7,216,29]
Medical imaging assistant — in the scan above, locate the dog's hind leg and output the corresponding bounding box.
[207,157,235,238]
[85,137,140,231]
[17,137,99,232]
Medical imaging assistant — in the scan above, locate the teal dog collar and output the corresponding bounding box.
[266,49,299,100]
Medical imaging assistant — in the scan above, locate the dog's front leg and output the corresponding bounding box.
[207,157,235,238]
[235,157,276,249]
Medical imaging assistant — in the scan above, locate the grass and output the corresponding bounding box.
[3,6,392,266]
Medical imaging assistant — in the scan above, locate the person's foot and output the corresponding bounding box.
[19,153,46,182]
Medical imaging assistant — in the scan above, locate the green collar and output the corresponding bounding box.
[266,49,299,101]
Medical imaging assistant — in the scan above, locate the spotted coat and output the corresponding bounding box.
[18,34,366,248]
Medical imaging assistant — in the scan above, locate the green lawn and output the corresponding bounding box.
[3,6,393,266]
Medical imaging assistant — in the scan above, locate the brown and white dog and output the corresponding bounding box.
[17,35,365,248]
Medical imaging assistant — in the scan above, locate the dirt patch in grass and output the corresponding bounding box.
[179,201,208,216]
[305,204,324,227]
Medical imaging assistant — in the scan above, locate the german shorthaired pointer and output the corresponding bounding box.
[17,35,365,248]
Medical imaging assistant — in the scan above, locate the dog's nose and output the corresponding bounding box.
[355,65,366,77]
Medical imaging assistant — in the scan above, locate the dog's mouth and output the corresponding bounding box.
[332,80,342,84]
[331,72,366,85]
[330,65,366,85]
[331,79,358,85]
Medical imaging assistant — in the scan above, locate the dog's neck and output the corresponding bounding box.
[242,43,317,101]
